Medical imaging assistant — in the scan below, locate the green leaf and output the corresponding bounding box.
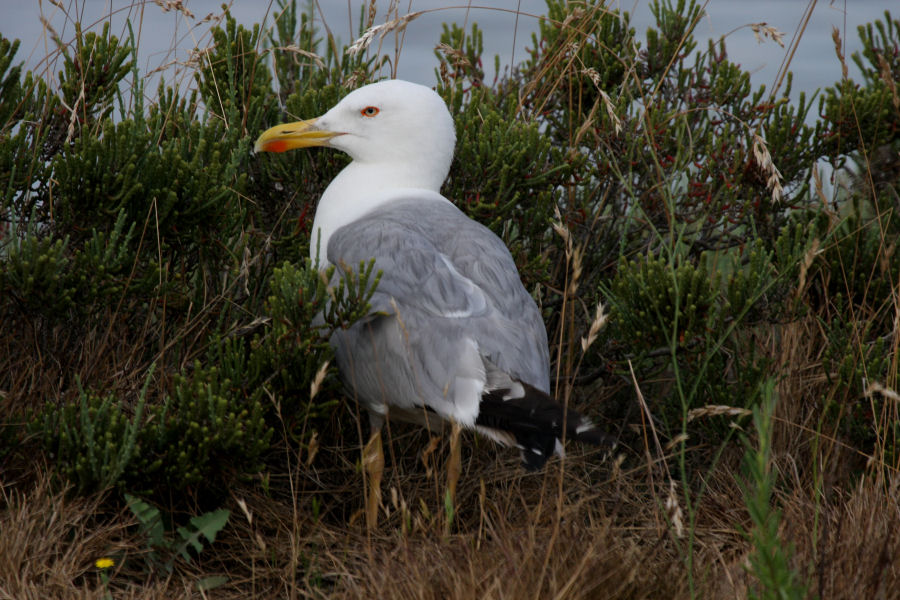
[176,508,231,560]
[125,493,166,549]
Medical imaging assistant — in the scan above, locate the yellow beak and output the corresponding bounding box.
[253,118,339,153]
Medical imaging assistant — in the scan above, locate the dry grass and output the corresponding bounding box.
[6,408,900,599]
[0,472,134,599]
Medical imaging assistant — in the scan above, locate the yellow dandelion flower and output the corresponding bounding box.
[95,557,115,569]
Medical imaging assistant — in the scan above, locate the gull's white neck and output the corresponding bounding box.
[309,161,448,266]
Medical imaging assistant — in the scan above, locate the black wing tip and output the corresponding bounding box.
[477,382,616,469]
[571,419,618,448]
[521,450,550,471]
[512,432,557,472]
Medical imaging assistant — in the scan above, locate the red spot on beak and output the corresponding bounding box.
[266,140,289,153]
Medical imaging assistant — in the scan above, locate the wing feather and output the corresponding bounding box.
[327,196,549,423]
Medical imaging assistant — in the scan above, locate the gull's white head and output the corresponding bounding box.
[255,80,456,191]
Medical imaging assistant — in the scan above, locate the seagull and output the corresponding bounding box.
[255,79,610,528]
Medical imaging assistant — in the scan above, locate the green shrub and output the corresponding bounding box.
[0,227,75,317]
[603,245,779,434]
[31,370,151,493]
[132,363,272,493]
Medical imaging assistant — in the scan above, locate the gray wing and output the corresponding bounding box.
[327,196,550,421]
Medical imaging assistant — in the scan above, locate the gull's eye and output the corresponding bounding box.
[360,106,380,117]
